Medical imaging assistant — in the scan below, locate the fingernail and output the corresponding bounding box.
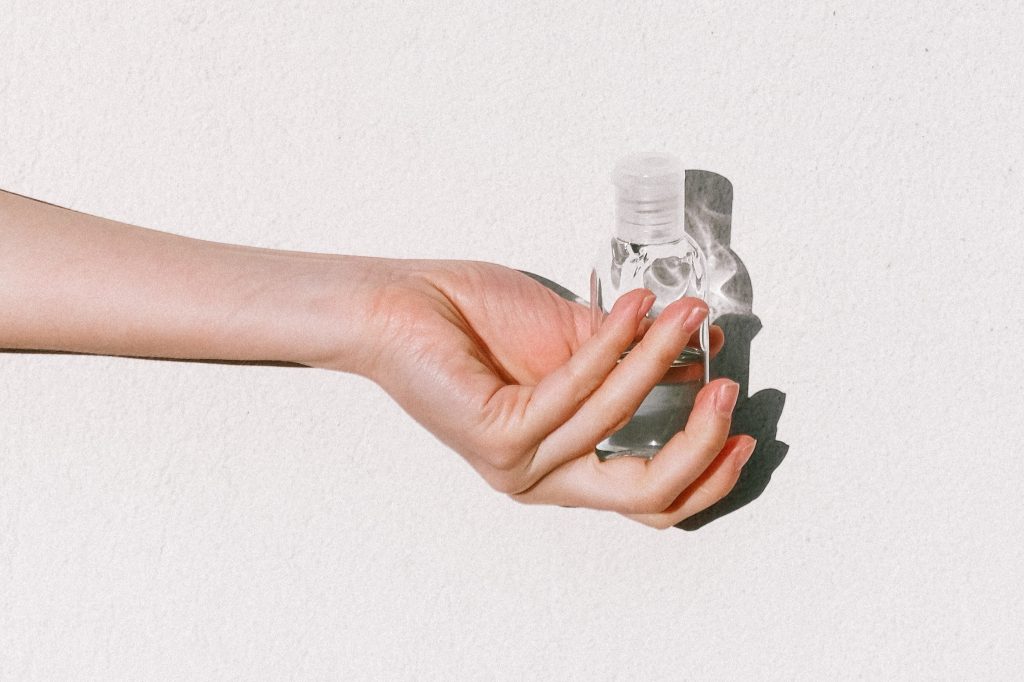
[734,439,757,471]
[715,380,739,417]
[683,305,708,329]
[637,294,656,323]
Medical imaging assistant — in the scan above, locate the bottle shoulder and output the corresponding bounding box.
[596,235,705,262]
[591,235,707,315]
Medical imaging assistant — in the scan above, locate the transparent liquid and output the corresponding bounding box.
[591,236,708,460]
[596,382,700,459]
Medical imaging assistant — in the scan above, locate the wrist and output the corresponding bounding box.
[277,252,390,375]
[297,256,449,380]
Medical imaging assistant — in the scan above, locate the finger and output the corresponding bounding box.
[518,288,653,445]
[624,435,756,529]
[531,297,709,473]
[707,324,724,358]
[631,319,722,357]
[511,377,739,513]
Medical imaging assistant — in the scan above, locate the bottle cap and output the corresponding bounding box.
[612,152,685,244]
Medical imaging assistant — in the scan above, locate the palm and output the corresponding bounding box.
[369,261,589,453]
[438,263,590,384]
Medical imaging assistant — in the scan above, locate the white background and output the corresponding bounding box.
[2,1,1023,679]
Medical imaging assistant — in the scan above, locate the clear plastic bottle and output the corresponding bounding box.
[589,152,709,460]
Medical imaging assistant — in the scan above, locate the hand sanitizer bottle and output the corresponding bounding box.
[589,152,709,460]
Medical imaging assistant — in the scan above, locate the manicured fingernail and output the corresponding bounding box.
[734,439,757,471]
[683,305,708,329]
[715,380,739,417]
[637,294,656,323]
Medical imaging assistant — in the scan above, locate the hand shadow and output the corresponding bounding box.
[523,168,788,530]
[678,314,788,530]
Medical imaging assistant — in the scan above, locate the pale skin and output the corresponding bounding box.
[0,189,755,530]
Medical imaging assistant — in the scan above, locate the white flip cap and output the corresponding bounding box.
[612,152,685,244]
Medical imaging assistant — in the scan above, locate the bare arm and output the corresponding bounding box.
[0,190,377,371]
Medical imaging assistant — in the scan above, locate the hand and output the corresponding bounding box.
[336,259,755,529]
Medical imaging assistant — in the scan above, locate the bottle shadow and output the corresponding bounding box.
[679,169,788,529]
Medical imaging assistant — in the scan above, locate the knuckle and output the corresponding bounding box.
[609,314,639,344]
[649,482,679,513]
[691,430,730,461]
[483,442,526,472]
[483,470,526,495]
[563,361,584,387]
[601,408,635,441]
[564,363,594,403]
[653,339,684,366]
[639,327,685,366]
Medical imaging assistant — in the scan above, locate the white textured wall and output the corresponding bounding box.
[2,1,1023,679]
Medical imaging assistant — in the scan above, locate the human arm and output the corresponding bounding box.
[0,189,378,368]
[0,189,752,529]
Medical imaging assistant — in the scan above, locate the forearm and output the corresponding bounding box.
[0,190,379,371]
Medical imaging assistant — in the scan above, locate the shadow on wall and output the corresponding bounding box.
[678,170,787,530]
[523,169,787,530]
